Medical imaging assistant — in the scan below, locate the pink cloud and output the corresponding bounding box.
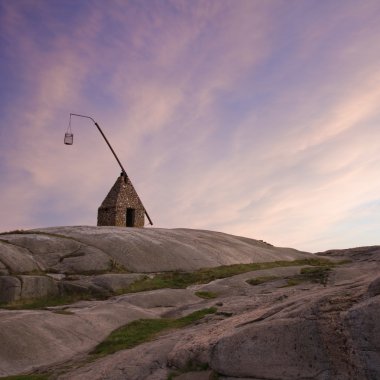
[1,1,380,252]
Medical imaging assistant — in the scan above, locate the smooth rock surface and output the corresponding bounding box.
[346,297,380,379]
[0,227,312,304]
[0,261,8,275]
[211,318,329,379]
[92,273,144,292]
[117,288,201,309]
[32,226,310,272]
[0,228,379,379]
[0,240,41,273]
[58,336,176,380]
[0,299,159,377]
[0,276,21,303]
[175,371,213,380]
[19,275,59,300]
[367,276,380,297]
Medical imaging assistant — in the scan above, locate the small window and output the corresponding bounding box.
[126,208,135,227]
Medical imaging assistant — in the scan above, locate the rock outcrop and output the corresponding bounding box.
[0,227,379,379]
[0,226,309,303]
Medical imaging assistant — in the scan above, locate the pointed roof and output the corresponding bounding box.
[99,174,153,225]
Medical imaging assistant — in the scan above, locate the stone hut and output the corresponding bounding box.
[97,173,152,227]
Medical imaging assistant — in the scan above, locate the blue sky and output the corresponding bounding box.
[1,0,380,252]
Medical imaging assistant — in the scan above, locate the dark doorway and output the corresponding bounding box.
[126,208,135,227]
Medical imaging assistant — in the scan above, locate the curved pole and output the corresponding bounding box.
[70,113,127,176]
[69,113,153,225]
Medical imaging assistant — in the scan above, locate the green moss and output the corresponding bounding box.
[1,258,343,310]
[108,259,128,273]
[283,266,332,287]
[283,278,304,287]
[92,307,217,357]
[299,266,331,285]
[195,291,218,299]
[246,275,278,286]
[122,258,336,294]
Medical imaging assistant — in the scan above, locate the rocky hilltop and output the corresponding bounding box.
[0,227,379,379]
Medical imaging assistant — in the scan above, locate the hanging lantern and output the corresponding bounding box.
[64,114,73,145]
[64,132,73,145]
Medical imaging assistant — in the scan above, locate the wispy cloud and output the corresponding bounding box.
[1,0,380,252]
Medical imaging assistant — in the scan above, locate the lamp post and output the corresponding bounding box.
[64,113,153,225]
[65,113,127,175]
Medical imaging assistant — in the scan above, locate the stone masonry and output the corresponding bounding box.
[97,173,145,227]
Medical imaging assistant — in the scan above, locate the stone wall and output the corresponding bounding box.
[97,174,145,227]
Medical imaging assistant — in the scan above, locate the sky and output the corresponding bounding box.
[1,0,380,252]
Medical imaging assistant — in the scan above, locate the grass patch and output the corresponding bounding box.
[107,259,128,273]
[1,258,344,310]
[300,266,331,285]
[282,266,332,287]
[122,258,337,294]
[195,291,218,299]
[246,275,279,286]
[92,307,217,357]
[284,278,304,287]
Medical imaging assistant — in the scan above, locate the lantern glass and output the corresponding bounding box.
[64,133,73,145]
